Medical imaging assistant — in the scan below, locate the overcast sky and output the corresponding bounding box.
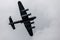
[0,0,60,40]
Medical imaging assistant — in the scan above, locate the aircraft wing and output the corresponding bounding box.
[18,1,27,16]
[24,21,33,36]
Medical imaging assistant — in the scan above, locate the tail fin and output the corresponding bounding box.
[9,16,15,30]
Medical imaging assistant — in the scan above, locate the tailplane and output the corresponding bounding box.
[9,16,15,30]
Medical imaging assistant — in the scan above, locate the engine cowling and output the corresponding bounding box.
[32,26,35,29]
[22,13,31,17]
[22,9,29,12]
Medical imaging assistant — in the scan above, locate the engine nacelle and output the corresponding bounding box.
[30,22,34,24]
[32,26,35,29]
[22,9,29,12]
[22,13,31,17]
